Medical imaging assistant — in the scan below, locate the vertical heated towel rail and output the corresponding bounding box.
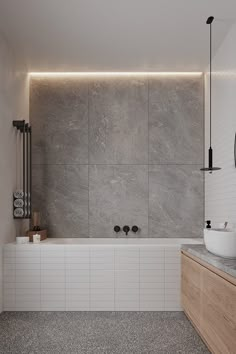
[13,120,32,219]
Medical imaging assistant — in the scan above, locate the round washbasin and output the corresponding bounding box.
[204,228,236,259]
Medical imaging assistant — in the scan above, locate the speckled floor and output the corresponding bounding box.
[0,312,209,354]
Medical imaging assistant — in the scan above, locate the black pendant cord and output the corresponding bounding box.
[209,20,212,149]
[201,16,221,172]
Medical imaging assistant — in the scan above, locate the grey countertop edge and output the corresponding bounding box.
[181,244,236,279]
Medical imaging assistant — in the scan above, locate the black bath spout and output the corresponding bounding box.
[123,226,130,236]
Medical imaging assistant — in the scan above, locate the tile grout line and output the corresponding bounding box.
[113,248,115,311]
[147,77,150,238]
[89,247,91,311]
[88,81,90,239]
[14,246,16,311]
[32,163,204,166]
[164,249,165,311]
[40,245,41,311]
[138,247,140,311]
[64,246,66,311]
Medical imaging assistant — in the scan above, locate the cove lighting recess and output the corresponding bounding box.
[29,72,203,77]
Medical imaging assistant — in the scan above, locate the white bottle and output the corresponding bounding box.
[33,233,41,243]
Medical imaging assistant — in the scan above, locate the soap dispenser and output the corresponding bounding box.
[206,220,211,229]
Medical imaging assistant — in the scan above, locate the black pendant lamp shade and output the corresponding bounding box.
[201,16,221,172]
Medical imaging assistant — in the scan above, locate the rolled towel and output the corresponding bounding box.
[14,199,24,208]
[14,208,24,218]
[14,190,24,199]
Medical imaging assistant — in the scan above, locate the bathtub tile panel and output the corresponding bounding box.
[3,243,185,311]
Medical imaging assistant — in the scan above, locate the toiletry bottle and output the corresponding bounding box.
[206,220,211,229]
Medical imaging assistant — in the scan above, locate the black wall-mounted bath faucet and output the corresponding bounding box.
[132,226,139,233]
[114,225,121,233]
[123,225,130,235]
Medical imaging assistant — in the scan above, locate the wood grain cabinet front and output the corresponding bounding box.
[181,252,236,354]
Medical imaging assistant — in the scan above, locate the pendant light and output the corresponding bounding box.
[201,16,221,172]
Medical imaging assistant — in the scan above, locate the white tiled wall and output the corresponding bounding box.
[205,24,236,226]
[3,244,181,311]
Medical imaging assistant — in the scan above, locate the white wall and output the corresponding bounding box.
[205,24,236,227]
[0,32,29,312]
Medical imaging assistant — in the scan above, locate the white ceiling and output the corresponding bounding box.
[0,0,235,72]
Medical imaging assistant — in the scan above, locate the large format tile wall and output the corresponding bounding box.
[3,244,181,311]
[30,76,204,238]
[205,25,236,226]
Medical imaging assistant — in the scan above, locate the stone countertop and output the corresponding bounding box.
[181,244,236,279]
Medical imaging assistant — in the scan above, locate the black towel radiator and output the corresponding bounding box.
[13,120,32,219]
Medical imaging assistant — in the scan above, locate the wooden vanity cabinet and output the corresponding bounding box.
[181,251,236,354]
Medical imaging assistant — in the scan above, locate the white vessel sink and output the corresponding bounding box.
[204,229,236,259]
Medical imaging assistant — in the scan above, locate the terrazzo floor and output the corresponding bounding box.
[0,312,209,354]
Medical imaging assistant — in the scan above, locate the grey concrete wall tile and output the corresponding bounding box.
[89,165,148,237]
[89,78,148,164]
[149,77,203,164]
[32,164,88,237]
[30,78,88,164]
[149,165,204,238]
[30,77,204,238]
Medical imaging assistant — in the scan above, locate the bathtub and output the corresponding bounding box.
[3,238,203,311]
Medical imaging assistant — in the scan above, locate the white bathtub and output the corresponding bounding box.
[3,238,203,312]
[32,237,203,245]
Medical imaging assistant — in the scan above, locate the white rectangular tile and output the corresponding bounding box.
[41,294,65,302]
[16,282,40,289]
[66,283,89,290]
[140,288,164,295]
[16,250,40,258]
[65,263,89,270]
[165,283,180,290]
[165,263,181,270]
[115,270,139,283]
[140,304,164,311]
[115,293,139,302]
[17,263,40,270]
[41,257,65,264]
[65,256,89,264]
[66,269,89,283]
[66,305,90,311]
[90,263,114,270]
[115,303,139,311]
[41,288,65,295]
[90,270,114,283]
[66,294,89,302]
[16,288,39,296]
[91,293,114,302]
[16,269,40,283]
[41,269,65,283]
[90,282,114,289]
[140,293,164,302]
[140,282,164,289]
[115,263,139,270]
[90,288,114,295]
[115,288,138,295]
[41,263,65,270]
